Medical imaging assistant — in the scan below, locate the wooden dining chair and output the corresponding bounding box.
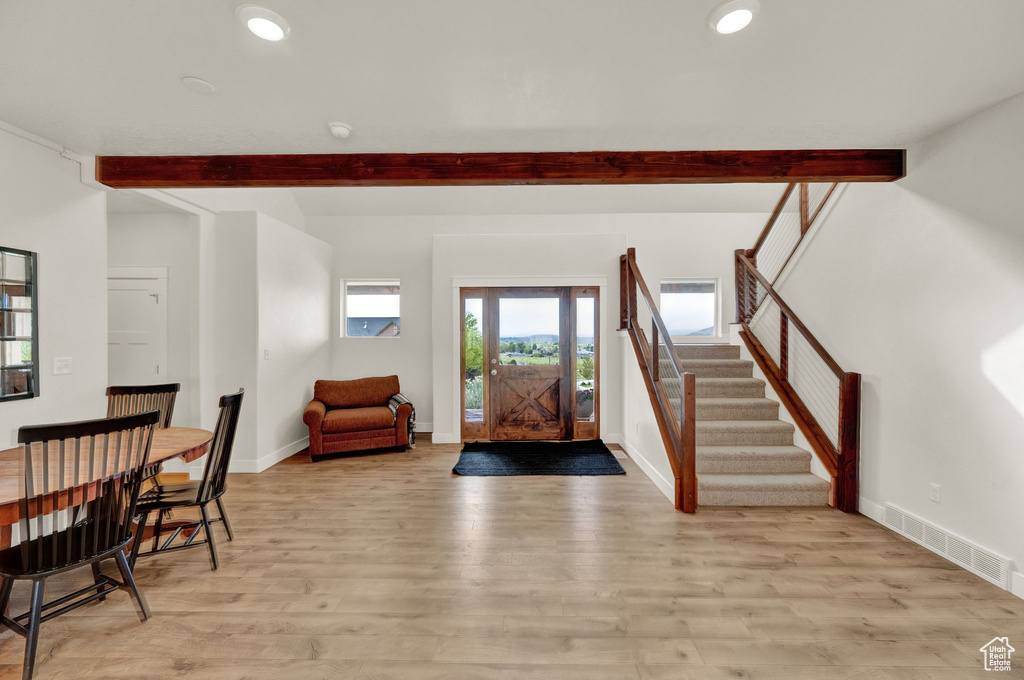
[106,383,180,481]
[0,411,158,680]
[130,389,243,571]
[106,383,180,428]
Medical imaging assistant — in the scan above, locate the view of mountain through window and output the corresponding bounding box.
[660,280,717,337]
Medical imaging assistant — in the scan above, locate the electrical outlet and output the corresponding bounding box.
[929,483,941,503]
[263,349,270,360]
[52,356,73,375]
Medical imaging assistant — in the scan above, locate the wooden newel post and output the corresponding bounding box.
[677,371,697,513]
[778,309,789,382]
[622,248,630,329]
[619,254,629,330]
[835,372,861,513]
[734,250,745,324]
[799,183,810,234]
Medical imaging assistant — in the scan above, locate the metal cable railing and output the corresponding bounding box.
[736,182,860,513]
[620,248,696,513]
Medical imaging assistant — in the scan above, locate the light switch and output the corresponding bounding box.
[53,357,73,375]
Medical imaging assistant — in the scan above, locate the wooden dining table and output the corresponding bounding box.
[0,427,213,549]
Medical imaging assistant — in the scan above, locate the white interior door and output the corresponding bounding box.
[108,270,168,386]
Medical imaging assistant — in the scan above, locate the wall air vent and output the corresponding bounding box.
[883,504,1010,589]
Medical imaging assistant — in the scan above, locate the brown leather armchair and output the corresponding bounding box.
[303,375,415,462]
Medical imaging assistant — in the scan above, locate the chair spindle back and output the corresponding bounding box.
[196,389,244,504]
[15,411,159,572]
[106,383,180,429]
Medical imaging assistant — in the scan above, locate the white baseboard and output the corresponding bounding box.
[1013,571,1024,600]
[621,437,674,502]
[415,421,432,432]
[431,432,460,444]
[857,496,885,523]
[224,437,309,474]
[860,495,1023,601]
[602,432,623,446]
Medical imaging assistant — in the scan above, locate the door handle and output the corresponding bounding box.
[491,369,497,375]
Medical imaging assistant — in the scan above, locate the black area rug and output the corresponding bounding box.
[452,439,626,476]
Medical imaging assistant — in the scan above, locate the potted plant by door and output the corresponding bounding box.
[576,388,594,420]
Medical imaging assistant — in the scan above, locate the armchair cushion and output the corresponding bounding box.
[314,375,400,409]
[323,406,396,434]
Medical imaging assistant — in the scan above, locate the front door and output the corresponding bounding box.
[486,288,572,440]
[461,286,600,442]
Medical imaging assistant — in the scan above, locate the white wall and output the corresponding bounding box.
[307,213,763,446]
[0,128,107,447]
[107,213,200,427]
[166,188,307,233]
[255,213,332,470]
[212,213,260,469]
[777,92,1024,596]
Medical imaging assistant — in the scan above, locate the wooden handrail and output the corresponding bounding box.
[750,183,795,255]
[735,183,860,513]
[627,258,692,385]
[735,253,845,379]
[621,248,697,513]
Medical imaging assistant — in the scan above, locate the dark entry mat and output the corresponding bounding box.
[452,439,626,476]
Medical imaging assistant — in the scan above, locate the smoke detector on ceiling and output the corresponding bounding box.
[180,76,217,94]
[328,122,352,139]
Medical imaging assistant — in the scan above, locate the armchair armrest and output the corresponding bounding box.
[303,399,326,429]
[387,393,416,447]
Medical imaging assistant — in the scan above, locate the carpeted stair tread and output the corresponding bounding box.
[698,472,831,506]
[693,397,779,421]
[696,419,794,446]
[694,377,766,398]
[672,344,741,360]
[696,445,813,474]
[663,358,753,378]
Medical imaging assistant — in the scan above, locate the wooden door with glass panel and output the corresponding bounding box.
[485,288,570,440]
[460,286,599,442]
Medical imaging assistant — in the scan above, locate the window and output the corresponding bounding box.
[0,247,39,401]
[344,280,400,337]
[660,279,718,338]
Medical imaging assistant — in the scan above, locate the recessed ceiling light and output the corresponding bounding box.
[235,4,290,41]
[180,76,217,94]
[708,0,759,35]
[328,122,352,139]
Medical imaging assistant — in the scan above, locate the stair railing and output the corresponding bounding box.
[736,182,860,512]
[619,248,697,512]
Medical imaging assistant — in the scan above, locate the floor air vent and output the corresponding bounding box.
[883,504,1010,588]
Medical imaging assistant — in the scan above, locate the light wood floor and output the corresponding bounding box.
[1,438,1021,679]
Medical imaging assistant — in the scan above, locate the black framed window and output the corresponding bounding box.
[0,247,39,401]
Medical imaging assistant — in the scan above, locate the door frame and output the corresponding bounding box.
[458,281,602,442]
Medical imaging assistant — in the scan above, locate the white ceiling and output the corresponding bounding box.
[2,0,1023,156]
[288,183,785,216]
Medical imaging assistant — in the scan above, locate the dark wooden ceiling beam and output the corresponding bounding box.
[95,149,905,188]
